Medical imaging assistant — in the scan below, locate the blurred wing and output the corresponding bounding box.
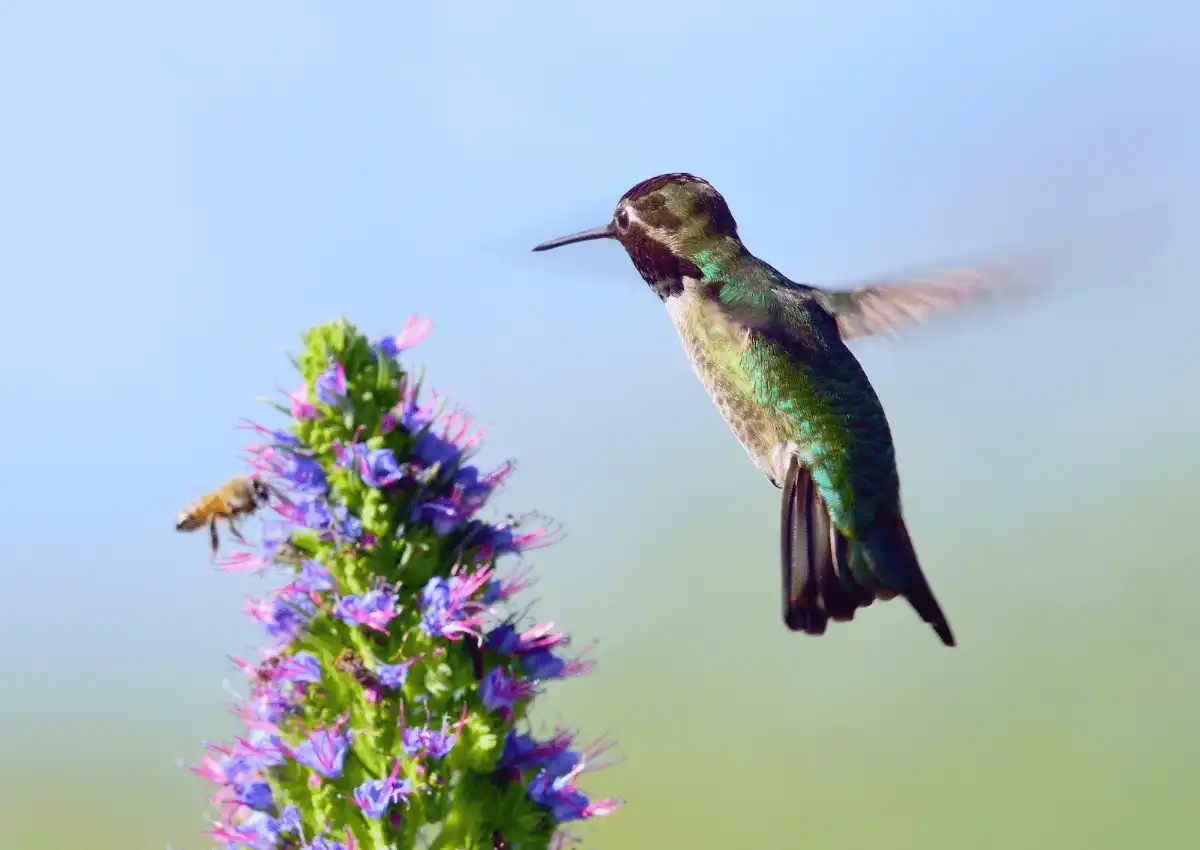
[816,261,1029,342]
[814,201,1174,342]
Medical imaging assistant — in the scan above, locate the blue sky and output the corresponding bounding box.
[0,0,1197,778]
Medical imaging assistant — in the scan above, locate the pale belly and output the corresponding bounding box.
[664,291,789,487]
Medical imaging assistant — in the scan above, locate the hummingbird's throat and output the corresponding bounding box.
[623,230,702,301]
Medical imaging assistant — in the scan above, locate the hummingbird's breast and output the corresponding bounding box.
[664,284,787,484]
[663,279,901,530]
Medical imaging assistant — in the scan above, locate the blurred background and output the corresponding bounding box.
[1,2,1198,848]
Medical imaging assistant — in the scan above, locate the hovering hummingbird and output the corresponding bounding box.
[532,173,1047,647]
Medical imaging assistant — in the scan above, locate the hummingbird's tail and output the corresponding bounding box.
[780,456,955,646]
[780,457,872,635]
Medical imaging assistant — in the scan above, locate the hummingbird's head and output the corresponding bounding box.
[532,173,744,300]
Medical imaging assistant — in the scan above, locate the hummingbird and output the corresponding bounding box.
[532,173,1043,647]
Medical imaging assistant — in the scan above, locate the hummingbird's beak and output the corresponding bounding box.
[531,222,616,252]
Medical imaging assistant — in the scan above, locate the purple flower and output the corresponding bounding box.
[333,505,363,540]
[527,770,593,824]
[211,810,283,850]
[400,724,426,758]
[279,454,328,494]
[522,649,566,680]
[390,387,436,437]
[299,498,333,531]
[525,744,619,825]
[276,806,302,835]
[352,760,414,819]
[236,779,275,811]
[486,621,565,656]
[241,728,287,768]
[485,624,518,653]
[358,447,405,488]
[480,580,504,606]
[334,589,400,634]
[239,680,296,724]
[400,706,467,760]
[480,667,536,711]
[411,431,461,468]
[291,559,334,594]
[375,658,416,690]
[481,567,534,605]
[528,771,590,824]
[453,462,512,507]
[418,569,490,640]
[246,594,314,645]
[308,830,352,850]
[190,745,257,786]
[291,724,350,779]
[375,316,432,360]
[315,361,347,405]
[332,439,369,470]
[471,515,560,561]
[375,338,401,360]
[418,577,452,635]
[353,776,414,818]
[275,496,335,532]
[452,464,483,490]
[497,730,573,774]
[275,651,322,685]
[423,724,459,760]
[411,496,469,536]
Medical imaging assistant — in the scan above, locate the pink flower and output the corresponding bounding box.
[333,589,401,634]
[283,384,319,419]
[215,550,269,573]
[376,316,434,359]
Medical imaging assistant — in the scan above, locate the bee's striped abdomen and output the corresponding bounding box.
[175,492,229,531]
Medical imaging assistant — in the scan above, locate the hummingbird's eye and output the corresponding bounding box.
[614,208,630,232]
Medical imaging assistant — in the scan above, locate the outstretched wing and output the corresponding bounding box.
[816,260,1029,342]
[814,203,1171,342]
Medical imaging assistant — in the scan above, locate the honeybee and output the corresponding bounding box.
[176,474,275,555]
[251,654,283,685]
[334,648,381,690]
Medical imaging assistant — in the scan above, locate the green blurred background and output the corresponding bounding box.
[5,426,1198,850]
[5,442,1199,849]
[2,2,1198,848]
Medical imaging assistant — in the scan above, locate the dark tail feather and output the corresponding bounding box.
[780,457,874,636]
[860,504,956,647]
[780,456,955,646]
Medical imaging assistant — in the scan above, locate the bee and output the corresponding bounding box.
[334,648,381,690]
[251,654,283,685]
[176,474,276,555]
